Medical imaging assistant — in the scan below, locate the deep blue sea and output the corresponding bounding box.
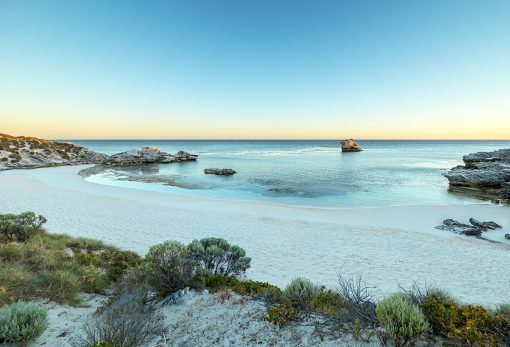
[69,140,510,208]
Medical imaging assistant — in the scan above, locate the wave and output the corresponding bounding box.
[407,160,462,169]
[200,147,339,157]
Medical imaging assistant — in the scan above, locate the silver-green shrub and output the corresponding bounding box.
[376,294,430,347]
[283,277,320,311]
[144,240,202,296]
[81,286,165,346]
[0,212,46,243]
[0,301,48,342]
[188,237,251,277]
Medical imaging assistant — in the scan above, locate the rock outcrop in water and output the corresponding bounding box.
[0,133,107,170]
[103,147,198,166]
[341,139,363,152]
[204,168,236,175]
[436,218,502,238]
[443,148,510,202]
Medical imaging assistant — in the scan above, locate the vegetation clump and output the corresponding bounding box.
[188,237,251,277]
[0,211,47,242]
[266,300,300,326]
[422,290,510,346]
[376,294,429,347]
[0,212,140,306]
[81,286,165,347]
[205,274,282,303]
[144,240,204,296]
[0,301,48,343]
[283,277,320,312]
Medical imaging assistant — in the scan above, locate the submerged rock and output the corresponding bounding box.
[505,234,510,241]
[204,168,236,175]
[436,218,502,238]
[443,148,510,203]
[103,146,198,166]
[0,133,108,170]
[341,139,363,152]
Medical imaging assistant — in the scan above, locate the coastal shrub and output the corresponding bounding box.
[0,301,48,343]
[376,294,430,347]
[188,237,251,277]
[205,274,282,303]
[422,291,509,346]
[144,240,203,296]
[0,212,46,242]
[81,287,165,347]
[0,213,141,306]
[283,277,320,312]
[266,300,300,326]
[337,273,377,325]
[77,265,110,294]
[74,249,142,282]
[421,289,459,336]
[0,242,24,261]
[38,270,82,306]
[0,263,35,305]
[311,289,345,317]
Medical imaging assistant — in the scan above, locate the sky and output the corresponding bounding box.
[0,0,509,140]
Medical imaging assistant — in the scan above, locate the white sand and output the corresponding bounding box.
[1,166,509,306]
[30,291,381,347]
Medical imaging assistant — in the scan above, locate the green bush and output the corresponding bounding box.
[38,270,82,306]
[422,290,461,337]
[77,265,110,294]
[311,290,344,317]
[283,277,320,311]
[144,240,203,296]
[0,301,48,342]
[376,294,429,347]
[266,300,299,326]
[0,213,140,306]
[0,212,46,243]
[188,237,251,277]
[74,249,142,282]
[0,263,35,305]
[422,291,509,346]
[205,274,282,303]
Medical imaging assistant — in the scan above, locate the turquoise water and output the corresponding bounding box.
[69,140,510,208]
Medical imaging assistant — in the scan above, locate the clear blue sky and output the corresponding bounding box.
[1,0,509,139]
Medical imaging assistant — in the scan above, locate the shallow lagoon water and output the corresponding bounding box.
[72,140,510,208]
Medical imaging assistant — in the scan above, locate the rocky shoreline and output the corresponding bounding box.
[0,133,197,170]
[443,148,510,203]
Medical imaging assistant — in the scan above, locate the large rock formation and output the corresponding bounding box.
[443,148,510,202]
[103,146,197,166]
[0,133,107,170]
[0,133,198,170]
[341,139,363,152]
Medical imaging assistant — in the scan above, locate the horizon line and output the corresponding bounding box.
[52,138,510,141]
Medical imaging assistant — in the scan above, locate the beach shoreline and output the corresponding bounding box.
[1,165,509,306]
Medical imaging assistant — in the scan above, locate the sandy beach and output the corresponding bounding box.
[1,165,509,306]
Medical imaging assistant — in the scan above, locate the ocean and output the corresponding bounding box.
[70,140,510,208]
